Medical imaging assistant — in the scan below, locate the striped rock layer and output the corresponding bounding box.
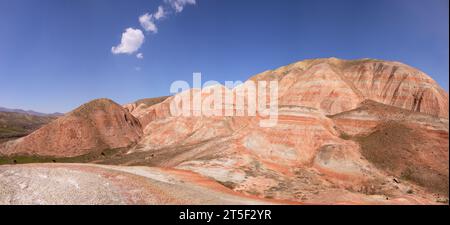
[1,58,448,204]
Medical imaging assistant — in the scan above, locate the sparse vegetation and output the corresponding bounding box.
[216,181,237,189]
[0,147,125,165]
[356,122,449,196]
[0,111,56,141]
[339,132,352,140]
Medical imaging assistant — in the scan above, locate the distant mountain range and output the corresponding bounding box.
[0,106,64,117]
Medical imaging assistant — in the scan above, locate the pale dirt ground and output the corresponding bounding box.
[0,163,279,205]
[0,163,442,205]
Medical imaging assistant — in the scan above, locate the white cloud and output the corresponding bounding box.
[111,28,145,55]
[139,13,158,33]
[165,0,196,13]
[113,1,196,57]
[154,6,166,20]
[139,6,166,33]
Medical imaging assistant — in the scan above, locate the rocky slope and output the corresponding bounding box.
[0,58,448,204]
[251,58,448,118]
[123,96,171,128]
[121,58,448,204]
[0,99,142,157]
[330,100,449,195]
[121,101,446,204]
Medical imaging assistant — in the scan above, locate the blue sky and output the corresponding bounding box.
[0,0,448,113]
